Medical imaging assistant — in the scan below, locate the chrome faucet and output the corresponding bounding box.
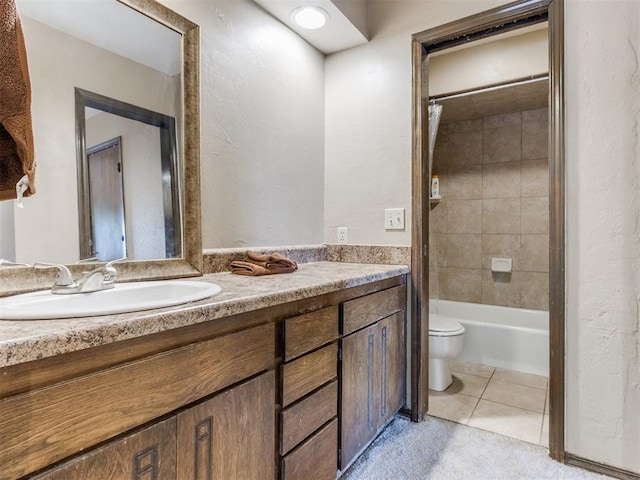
[34,258,125,294]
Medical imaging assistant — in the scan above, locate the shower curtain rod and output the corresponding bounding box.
[429,74,549,104]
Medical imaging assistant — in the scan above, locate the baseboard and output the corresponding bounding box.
[565,453,640,480]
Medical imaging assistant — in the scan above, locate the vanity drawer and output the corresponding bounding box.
[342,285,406,335]
[283,306,338,361]
[0,322,275,480]
[281,343,337,407]
[280,380,337,455]
[281,418,338,480]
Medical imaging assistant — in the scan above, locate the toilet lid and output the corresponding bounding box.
[429,315,465,336]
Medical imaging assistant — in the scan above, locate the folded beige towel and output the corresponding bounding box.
[0,1,35,201]
[230,251,298,276]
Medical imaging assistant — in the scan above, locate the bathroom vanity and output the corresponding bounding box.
[0,262,408,480]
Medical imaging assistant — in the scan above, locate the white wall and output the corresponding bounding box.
[325,1,504,246]
[159,0,326,248]
[565,0,640,472]
[428,27,548,96]
[325,0,640,474]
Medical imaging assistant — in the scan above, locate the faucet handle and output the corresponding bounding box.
[33,262,74,286]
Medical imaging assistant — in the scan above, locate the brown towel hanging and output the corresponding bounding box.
[230,251,298,276]
[0,0,36,201]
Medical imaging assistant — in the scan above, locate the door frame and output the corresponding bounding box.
[86,136,127,261]
[410,0,565,461]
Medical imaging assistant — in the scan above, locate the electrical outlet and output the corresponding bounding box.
[337,227,348,244]
[384,208,405,230]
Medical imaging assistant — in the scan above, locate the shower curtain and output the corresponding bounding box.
[427,102,442,302]
[428,102,442,184]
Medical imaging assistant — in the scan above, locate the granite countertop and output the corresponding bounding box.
[0,262,409,368]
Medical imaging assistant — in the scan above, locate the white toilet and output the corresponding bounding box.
[428,315,465,391]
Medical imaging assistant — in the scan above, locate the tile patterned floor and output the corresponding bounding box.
[428,360,549,447]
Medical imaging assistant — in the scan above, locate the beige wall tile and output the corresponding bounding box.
[448,130,482,166]
[481,234,520,270]
[429,202,448,233]
[522,107,548,124]
[483,112,522,129]
[440,267,482,303]
[521,197,549,235]
[482,198,521,234]
[483,162,522,198]
[448,118,483,133]
[447,165,483,199]
[448,199,482,234]
[446,234,482,269]
[520,235,549,272]
[521,159,549,197]
[522,120,548,160]
[520,271,549,311]
[481,270,521,308]
[482,125,522,164]
[432,233,448,266]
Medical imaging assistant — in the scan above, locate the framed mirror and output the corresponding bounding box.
[0,0,201,295]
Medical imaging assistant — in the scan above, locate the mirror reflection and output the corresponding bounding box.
[1,0,182,264]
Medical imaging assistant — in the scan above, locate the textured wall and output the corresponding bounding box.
[325,0,640,473]
[160,0,326,249]
[430,108,549,311]
[565,0,640,472]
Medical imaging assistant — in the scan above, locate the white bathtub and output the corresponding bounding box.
[430,300,549,377]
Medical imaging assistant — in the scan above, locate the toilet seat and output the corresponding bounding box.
[429,316,465,337]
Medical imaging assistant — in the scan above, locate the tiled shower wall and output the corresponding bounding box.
[429,108,549,311]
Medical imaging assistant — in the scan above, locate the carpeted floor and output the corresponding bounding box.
[342,416,613,480]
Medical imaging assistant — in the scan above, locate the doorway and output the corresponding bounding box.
[410,0,565,462]
[87,137,126,262]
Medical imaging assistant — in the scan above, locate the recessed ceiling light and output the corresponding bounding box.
[292,6,328,30]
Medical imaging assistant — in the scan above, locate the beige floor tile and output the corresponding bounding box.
[428,392,479,425]
[468,399,543,444]
[482,378,546,413]
[444,372,491,398]
[540,414,549,447]
[492,368,548,389]
[450,360,495,378]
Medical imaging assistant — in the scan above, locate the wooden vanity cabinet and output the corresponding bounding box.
[4,273,408,480]
[6,322,276,480]
[279,306,339,480]
[32,372,275,480]
[31,417,178,480]
[339,285,406,471]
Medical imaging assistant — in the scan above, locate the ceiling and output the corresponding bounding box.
[252,0,369,54]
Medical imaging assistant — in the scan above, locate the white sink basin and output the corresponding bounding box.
[0,280,221,320]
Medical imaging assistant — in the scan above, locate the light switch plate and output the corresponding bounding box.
[384,208,405,230]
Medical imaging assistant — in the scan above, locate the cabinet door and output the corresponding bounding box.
[32,417,176,480]
[378,311,405,428]
[177,371,275,480]
[340,323,379,469]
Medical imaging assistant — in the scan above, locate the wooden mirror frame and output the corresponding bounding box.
[0,0,201,296]
[410,0,565,461]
